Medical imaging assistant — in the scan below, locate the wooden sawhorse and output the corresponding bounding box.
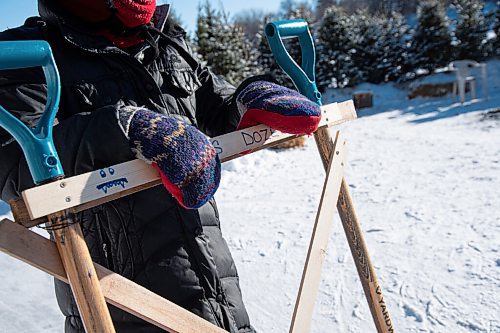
[1,100,394,332]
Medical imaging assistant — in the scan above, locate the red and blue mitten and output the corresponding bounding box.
[118,107,220,209]
[236,81,321,134]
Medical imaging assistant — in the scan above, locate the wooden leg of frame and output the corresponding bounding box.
[290,131,346,333]
[49,211,115,333]
[337,180,394,332]
[313,127,394,333]
[0,218,227,333]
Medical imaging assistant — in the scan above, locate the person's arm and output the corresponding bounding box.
[193,65,240,137]
[0,67,219,209]
[165,24,274,137]
[194,64,321,139]
[187,37,320,138]
[194,65,285,137]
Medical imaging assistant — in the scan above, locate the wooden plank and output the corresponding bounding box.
[21,101,357,221]
[0,219,65,279]
[289,132,346,333]
[311,105,394,332]
[48,212,115,333]
[9,198,47,229]
[22,159,156,220]
[0,219,227,333]
[212,101,356,162]
[337,180,394,332]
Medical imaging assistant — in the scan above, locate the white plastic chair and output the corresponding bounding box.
[450,60,488,103]
[451,60,477,103]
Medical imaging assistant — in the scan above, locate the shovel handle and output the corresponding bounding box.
[265,20,322,105]
[0,40,63,184]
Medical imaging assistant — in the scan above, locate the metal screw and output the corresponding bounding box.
[60,182,66,188]
[65,197,71,203]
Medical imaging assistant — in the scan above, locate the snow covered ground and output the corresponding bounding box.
[1,60,499,332]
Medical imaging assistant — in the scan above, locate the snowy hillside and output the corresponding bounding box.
[1,60,499,332]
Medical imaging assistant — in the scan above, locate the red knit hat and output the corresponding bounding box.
[56,0,156,28]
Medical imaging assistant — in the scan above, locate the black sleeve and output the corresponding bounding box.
[160,22,242,137]
[163,26,276,138]
[194,65,242,137]
[0,66,47,200]
[194,65,280,138]
[0,67,47,146]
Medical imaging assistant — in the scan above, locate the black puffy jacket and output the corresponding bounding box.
[0,2,255,332]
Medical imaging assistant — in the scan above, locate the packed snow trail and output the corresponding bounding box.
[1,60,499,332]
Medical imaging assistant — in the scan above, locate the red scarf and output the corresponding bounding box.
[56,0,156,47]
[113,0,156,28]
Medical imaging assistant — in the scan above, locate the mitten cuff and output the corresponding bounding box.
[116,105,145,139]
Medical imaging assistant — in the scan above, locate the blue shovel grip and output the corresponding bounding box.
[265,20,322,105]
[0,41,64,184]
[0,40,53,70]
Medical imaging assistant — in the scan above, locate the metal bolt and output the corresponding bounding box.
[65,197,71,203]
[60,182,66,188]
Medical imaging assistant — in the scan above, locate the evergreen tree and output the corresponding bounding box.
[255,3,316,89]
[196,2,257,86]
[379,0,397,15]
[255,15,292,87]
[349,11,384,83]
[409,0,452,73]
[493,0,500,55]
[196,1,219,67]
[315,0,336,20]
[234,9,266,44]
[347,11,410,83]
[380,13,411,82]
[392,0,420,15]
[285,2,316,77]
[280,0,296,18]
[316,7,358,91]
[217,14,258,85]
[340,0,386,15]
[454,0,489,60]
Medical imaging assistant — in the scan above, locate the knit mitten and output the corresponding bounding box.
[117,107,220,209]
[236,81,321,135]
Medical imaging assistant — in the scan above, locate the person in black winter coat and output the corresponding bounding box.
[0,1,321,332]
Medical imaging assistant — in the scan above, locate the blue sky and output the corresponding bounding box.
[0,0,285,33]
